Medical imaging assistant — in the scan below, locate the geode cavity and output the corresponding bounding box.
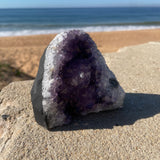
[31,30,125,130]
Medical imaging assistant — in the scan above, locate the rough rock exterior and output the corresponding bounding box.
[31,30,125,130]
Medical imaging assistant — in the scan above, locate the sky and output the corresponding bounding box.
[0,0,160,8]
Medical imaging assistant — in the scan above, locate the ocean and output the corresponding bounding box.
[1,7,160,37]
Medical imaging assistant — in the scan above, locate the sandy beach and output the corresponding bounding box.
[1,29,160,53]
[1,29,160,90]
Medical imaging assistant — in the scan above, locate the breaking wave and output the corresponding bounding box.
[1,25,160,37]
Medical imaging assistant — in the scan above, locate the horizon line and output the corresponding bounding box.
[1,6,160,9]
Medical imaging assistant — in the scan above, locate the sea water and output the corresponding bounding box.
[0,7,160,36]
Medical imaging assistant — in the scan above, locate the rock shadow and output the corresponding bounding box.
[0,62,34,91]
[52,93,160,131]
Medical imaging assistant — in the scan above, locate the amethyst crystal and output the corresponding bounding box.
[31,30,125,130]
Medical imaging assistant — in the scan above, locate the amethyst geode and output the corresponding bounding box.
[31,30,125,130]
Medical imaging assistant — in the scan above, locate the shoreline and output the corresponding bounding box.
[1,26,160,37]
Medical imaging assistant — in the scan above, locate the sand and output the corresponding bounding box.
[1,29,160,90]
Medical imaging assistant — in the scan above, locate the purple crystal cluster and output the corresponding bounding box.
[31,30,125,130]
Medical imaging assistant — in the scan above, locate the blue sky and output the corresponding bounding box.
[1,0,160,8]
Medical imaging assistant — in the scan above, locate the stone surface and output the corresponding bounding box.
[31,30,125,130]
[0,42,160,160]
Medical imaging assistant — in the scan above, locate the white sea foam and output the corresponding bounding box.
[1,25,160,37]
